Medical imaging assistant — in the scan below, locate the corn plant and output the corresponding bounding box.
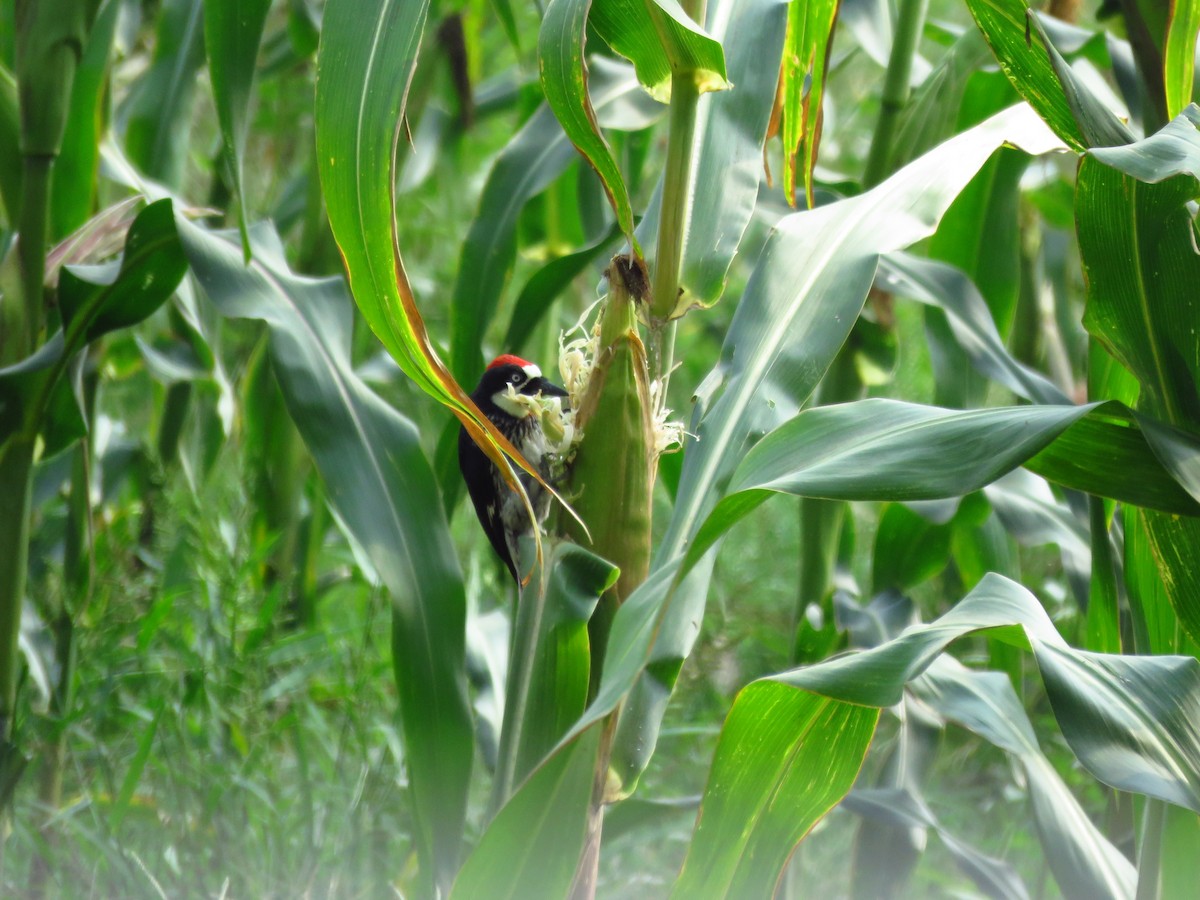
[1,0,1199,897]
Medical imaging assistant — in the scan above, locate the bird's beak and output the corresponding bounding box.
[528,376,569,400]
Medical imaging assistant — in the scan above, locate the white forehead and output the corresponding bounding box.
[521,363,541,379]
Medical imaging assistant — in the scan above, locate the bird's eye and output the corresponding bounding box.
[511,372,525,386]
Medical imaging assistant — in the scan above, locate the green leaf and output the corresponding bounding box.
[502,223,621,354]
[608,104,1062,798]
[121,0,206,186]
[686,400,1095,566]
[872,503,953,593]
[1141,511,1200,649]
[495,540,617,804]
[879,252,1069,406]
[679,0,788,307]
[450,59,657,384]
[1077,157,1200,430]
[177,218,473,898]
[204,0,271,260]
[316,0,435,390]
[537,0,638,252]
[1124,506,1181,655]
[843,785,1031,899]
[635,0,788,310]
[316,0,570,536]
[1026,411,1200,516]
[1165,0,1200,119]
[780,0,838,206]
[50,0,119,239]
[692,399,1200,571]
[589,0,729,102]
[735,400,1096,501]
[912,657,1137,898]
[671,683,878,899]
[110,699,164,832]
[0,66,19,228]
[660,104,1063,560]
[452,727,601,900]
[1026,11,1134,149]
[1087,105,1200,183]
[926,146,1028,407]
[1138,414,1200,503]
[679,573,1200,896]
[0,199,186,453]
[58,199,186,343]
[964,0,1086,150]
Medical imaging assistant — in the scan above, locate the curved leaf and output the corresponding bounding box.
[671,684,878,899]
[589,0,729,102]
[1025,410,1200,516]
[843,785,1032,900]
[1,200,186,453]
[316,0,577,562]
[965,0,1085,150]
[178,218,473,898]
[687,399,1200,568]
[878,251,1070,406]
[538,0,638,251]
[731,400,1095,500]
[659,104,1063,560]
[1026,11,1134,149]
[677,574,1200,897]
[1087,105,1200,183]
[686,399,1098,566]
[912,657,1136,900]
[607,104,1063,798]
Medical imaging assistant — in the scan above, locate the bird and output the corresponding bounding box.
[458,354,569,585]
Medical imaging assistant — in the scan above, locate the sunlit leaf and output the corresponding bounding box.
[780,0,838,206]
[672,683,877,898]
[1165,0,1200,119]
[589,0,729,102]
[1,200,186,453]
[965,0,1086,150]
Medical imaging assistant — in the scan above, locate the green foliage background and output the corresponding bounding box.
[1,0,1199,897]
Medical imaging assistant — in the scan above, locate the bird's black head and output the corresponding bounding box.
[472,354,568,418]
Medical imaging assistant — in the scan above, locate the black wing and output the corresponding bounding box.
[457,425,519,584]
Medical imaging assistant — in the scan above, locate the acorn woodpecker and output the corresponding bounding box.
[458,354,569,584]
